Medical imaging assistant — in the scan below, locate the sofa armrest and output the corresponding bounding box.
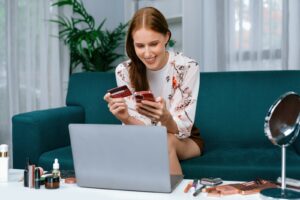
[12,106,84,169]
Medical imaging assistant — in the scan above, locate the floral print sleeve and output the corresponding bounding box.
[169,53,200,139]
[115,62,152,125]
[114,52,200,137]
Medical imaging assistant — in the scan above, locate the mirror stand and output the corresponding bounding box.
[261,92,300,199]
[260,145,300,199]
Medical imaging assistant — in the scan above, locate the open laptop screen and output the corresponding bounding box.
[69,124,182,193]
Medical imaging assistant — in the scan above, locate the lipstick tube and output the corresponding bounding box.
[34,168,40,189]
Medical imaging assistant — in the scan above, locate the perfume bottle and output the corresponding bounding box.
[0,144,9,182]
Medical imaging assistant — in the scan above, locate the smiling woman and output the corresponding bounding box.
[132,28,170,71]
[104,7,204,175]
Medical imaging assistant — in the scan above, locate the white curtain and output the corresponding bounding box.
[0,0,65,163]
[287,0,300,69]
[183,0,300,72]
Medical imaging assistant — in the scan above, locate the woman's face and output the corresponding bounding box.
[132,28,169,71]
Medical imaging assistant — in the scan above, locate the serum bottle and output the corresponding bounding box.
[0,144,9,182]
[52,158,60,178]
[45,158,60,189]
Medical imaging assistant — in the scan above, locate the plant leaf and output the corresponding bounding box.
[50,0,128,72]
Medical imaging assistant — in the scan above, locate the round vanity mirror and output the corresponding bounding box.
[261,92,300,200]
[265,92,300,146]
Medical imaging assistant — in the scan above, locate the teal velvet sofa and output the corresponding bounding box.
[12,71,300,181]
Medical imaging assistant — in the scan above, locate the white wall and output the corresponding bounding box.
[124,0,183,52]
[80,0,126,67]
[82,0,185,52]
[82,0,124,30]
[182,0,202,63]
[82,0,184,55]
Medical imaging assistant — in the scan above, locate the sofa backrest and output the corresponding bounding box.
[66,72,120,124]
[196,70,300,148]
[66,71,300,148]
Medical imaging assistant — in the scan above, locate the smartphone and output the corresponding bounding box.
[134,91,155,103]
[200,178,223,186]
[107,85,132,98]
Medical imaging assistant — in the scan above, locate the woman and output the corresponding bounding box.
[104,7,203,175]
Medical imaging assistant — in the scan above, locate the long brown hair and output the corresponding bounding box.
[126,7,171,91]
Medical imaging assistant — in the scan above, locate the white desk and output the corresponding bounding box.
[0,169,261,200]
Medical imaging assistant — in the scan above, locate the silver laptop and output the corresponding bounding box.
[68,124,183,193]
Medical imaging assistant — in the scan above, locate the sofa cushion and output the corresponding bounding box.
[197,70,300,147]
[66,72,120,124]
[39,146,73,171]
[181,146,300,181]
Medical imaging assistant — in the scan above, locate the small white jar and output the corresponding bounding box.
[0,144,9,182]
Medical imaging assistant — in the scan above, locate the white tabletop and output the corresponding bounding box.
[0,169,261,200]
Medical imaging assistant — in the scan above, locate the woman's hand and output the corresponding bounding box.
[103,93,130,122]
[136,97,171,125]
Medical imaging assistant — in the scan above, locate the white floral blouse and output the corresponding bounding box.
[115,51,200,139]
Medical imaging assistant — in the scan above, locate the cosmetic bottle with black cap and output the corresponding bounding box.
[24,157,29,187]
[34,168,40,189]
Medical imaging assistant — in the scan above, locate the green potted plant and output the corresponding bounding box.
[51,0,128,74]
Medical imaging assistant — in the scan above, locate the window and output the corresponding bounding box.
[234,0,282,64]
[0,0,8,139]
[0,0,5,78]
